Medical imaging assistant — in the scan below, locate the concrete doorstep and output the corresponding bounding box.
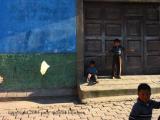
[79,75,160,103]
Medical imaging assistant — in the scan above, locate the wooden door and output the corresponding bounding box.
[84,3,123,75]
[144,5,160,74]
[124,4,144,74]
[84,2,160,75]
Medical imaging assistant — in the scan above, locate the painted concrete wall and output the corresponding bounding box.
[0,54,76,90]
[0,0,76,53]
[0,0,77,90]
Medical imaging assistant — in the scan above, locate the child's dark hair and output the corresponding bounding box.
[114,38,121,43]
[89,60,95,65]
[138,83,151,92]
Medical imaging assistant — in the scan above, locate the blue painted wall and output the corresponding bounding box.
[0,0,76,53]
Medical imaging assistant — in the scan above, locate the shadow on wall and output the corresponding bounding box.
[0,89,79,104]
[0,54,78,101]
[27,88,79,104]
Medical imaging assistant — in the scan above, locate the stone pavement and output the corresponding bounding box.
[0,96,159,120]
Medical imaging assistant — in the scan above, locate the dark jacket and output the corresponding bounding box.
[129,99,160,120]
[111,45,125,56]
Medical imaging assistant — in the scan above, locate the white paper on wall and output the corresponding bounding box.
[40,61,50,76]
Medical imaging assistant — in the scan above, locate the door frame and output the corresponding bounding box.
[76,0,160,84]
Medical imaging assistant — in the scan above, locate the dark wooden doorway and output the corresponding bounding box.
[84,2,160,75]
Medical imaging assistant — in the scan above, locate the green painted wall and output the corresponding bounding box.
[0,54,76,91]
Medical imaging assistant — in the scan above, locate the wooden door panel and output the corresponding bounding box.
[105,40,114,52]
[85,6,102,20]
[126,56,143,74]
[105,55,113,74]
[125,4,143,16]
[145,6,159,21]
[147,56,160,67]
[105,23,122,36]
[147,40,160,52]
[146,24,159,36]
[145,39,160,73]
[85,23,102,36]
[126,20,142,37]
[127,40,142,54]
[125,18,143,74]
[104,6,122,20]
[144,4,160,74]
[85,39,102,53]
[127,56,142,68]
[145,55,160,74]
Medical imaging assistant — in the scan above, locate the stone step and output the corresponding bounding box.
[79,75,160,103]
[81,94,160,104]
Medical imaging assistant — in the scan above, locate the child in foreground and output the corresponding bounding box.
[86,60,98,85]
[129,83,160,120]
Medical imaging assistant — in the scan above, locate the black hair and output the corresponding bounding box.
[89,60,95,65]
[138,83,151,92]
[114,39,121,43]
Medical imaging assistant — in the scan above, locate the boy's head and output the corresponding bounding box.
[114,39,121,46]
[89,60,96,67]
[138,83,151,103]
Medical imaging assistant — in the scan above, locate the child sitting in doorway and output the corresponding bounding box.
[86,60,98,85]
[129,83,160,120]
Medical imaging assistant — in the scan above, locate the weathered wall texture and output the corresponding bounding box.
[84,0,160,2]
[0,0,76,53]
[0,0,76,90]
[0,54,76,90]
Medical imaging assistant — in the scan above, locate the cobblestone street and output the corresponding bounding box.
[0,96,159,120]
